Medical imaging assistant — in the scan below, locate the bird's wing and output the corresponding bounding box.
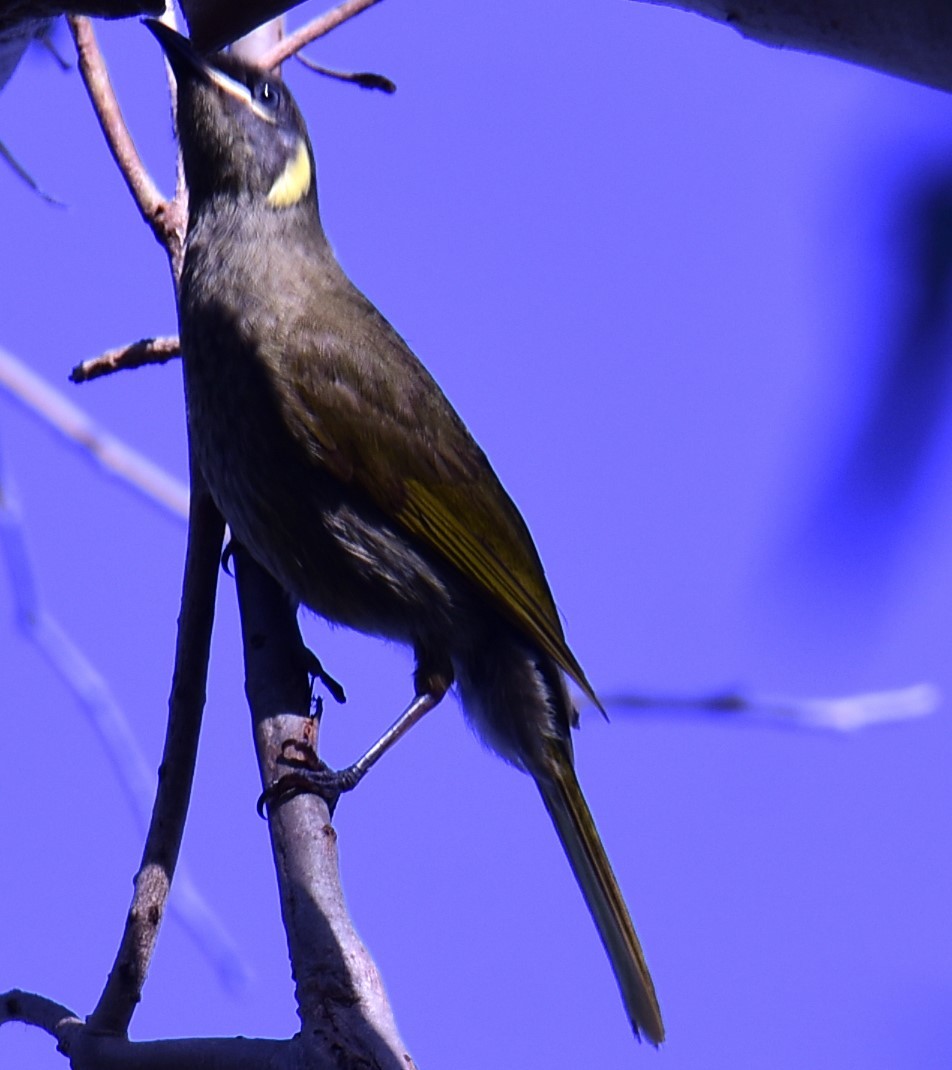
[278,285,598,705]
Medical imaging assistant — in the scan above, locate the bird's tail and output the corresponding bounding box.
[535,744,664,1046]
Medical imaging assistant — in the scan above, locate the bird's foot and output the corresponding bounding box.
[257,739,362,818]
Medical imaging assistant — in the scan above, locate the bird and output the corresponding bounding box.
[147,20,664,1046]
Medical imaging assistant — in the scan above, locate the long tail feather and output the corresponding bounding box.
[535,748,664,1045]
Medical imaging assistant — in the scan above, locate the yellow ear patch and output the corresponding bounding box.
[267,139,312,208]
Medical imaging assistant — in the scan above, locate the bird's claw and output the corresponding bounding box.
[301,646,347,705]
[257,746,361,818]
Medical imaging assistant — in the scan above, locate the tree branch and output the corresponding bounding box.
[604,682,939,732]
[88,475,224,1036]
[0,989,81,1038]
[68,14,185,263]
[234,548,416,1068]
[70,336,181,384]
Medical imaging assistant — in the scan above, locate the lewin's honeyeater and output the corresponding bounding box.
[148,21,663,1045]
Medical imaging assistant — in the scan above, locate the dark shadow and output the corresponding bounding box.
[786,160,952,608]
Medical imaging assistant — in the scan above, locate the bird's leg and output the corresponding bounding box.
[258,656,451,816]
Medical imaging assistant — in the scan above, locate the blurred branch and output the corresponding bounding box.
[0,15,51,92]
[0,344,189,521]
[70,335,181,383]
[0,436,248,992]
[603,682,939,732]
[645,0,952,95]
[88,476,224,1035]
[0,137,63,203]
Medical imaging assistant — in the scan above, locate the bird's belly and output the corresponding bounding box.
[187,375,458,648]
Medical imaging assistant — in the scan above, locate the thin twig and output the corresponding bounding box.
[295,51,395,93]
[68,14,185,261]
[0,345,189,521]
[260,0,384,70]
[70,335,181,383]
[603,683,939,732]
[88,476,224,1035]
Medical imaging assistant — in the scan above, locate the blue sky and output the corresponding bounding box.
[3,2,952,1067]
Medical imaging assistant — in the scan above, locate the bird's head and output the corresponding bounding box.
[147,21,315,213]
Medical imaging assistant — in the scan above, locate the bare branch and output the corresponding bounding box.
[234,548,416,1068]
[603,683,939,732]
[68,14,185,260]
[60,1033,289,1069]
[70,335,181,383]
[0,990,293,1069]
[0,989,81,1038]
[0,345,189,521]
[88,477,224,1035]
[260,0,384,71]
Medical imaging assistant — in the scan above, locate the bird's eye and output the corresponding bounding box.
[252,80,281,111]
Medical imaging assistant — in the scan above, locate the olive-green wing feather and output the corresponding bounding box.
[395,476,596,704]
[277,277,598,704]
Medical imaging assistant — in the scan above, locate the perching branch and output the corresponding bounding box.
[234,547,416,1068]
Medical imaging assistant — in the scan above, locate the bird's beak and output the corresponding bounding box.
[145,20,269,116]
